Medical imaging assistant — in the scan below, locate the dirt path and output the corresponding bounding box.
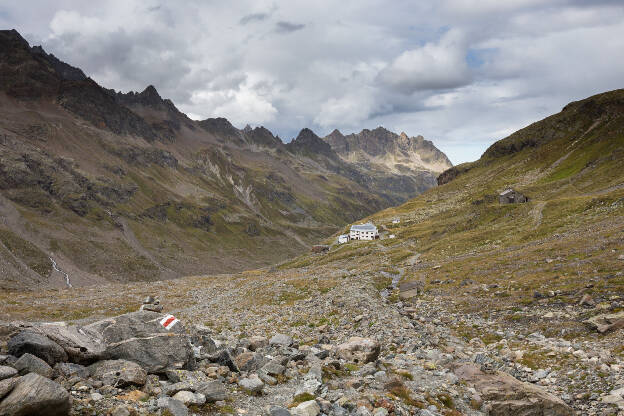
[530,201,546,228]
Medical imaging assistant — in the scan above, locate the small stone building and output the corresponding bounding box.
[499,188,528,204]
[311,245,329,253]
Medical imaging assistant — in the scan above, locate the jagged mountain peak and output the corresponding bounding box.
[286,127,335,157]
[199,117,240,138]
[296,127,320,139]
[328,128,344,138]
[0,28,29,48]
[324,126,452,174]
[244,125,283,147]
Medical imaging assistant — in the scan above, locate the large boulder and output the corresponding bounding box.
[0,373,70,416]
[84,311,195,373]
[7,323,105,365]
[7,331,68,365]
[454,364,573,416]
[89,359,147,387]
[336,337,381,364]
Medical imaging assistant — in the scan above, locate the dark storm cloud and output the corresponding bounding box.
[240,12,269,25]
[274,21,305,33]
[4,1,624,163]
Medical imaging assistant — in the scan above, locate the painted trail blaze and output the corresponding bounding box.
[159,314,179,330]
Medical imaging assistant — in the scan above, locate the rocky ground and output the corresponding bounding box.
[0,258,622,415]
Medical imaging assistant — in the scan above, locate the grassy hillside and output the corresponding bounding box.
[279,88,624,336]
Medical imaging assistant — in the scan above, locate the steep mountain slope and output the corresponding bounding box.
[324,127,452,203]
[0,29,449,289]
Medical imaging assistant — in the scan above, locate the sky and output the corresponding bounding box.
[2,1,623,164]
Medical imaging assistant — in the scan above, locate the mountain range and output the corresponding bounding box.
[0,29,451,289]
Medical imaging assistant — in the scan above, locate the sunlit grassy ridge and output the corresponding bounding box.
[278,89,624,324]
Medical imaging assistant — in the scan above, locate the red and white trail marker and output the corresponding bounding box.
[159,314,179,330]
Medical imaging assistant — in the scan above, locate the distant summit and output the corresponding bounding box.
[324,126,452,175]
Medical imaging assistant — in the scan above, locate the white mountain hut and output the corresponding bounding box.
[349,222,379,240]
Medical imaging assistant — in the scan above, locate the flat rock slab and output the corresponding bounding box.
[0,372,70,416]
[454,364,573,416]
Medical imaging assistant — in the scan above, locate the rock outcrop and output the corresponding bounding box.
[84,311,195,373]
[454,364,573,416]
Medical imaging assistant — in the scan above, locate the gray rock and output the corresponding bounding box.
[0,377,20,401]
[0,373,70,416]
[165,369,209,384]
[90,392,104,401]
[157,396,188,416]
[161,371,210,394]
[258,371,277,385]
[173,390,206,405]
[89,359,147,387]
[270,333,293,347]
[140,303,163,312]
[234,351,266,372]
[53,362,89,379]
[0,366,17,381]
[249,336,268,351]
[336,337,380,364]
[238,374,264,393]
[14,353,53,378]
[7,331,68,365]
[261,360,286,376]
[267,406,292,416]
[291,400,320,416]
[163,381,196,396]
[190,325,218,354]
[85,311,195,373]
[143,296,156,304]
[206,348,238,372]
[196,380,227,402]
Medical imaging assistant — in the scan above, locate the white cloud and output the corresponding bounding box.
[2,0,623,163]
[379,29,471,93]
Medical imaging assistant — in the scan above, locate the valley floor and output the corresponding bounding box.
[1,237,622,414]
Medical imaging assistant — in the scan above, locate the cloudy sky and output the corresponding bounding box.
[2,1,623,163]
